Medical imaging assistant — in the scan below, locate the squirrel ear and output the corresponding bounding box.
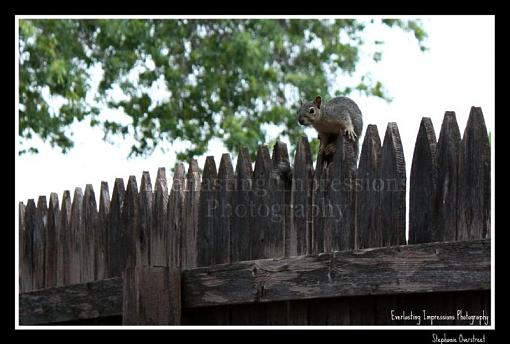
[314,95,322,108]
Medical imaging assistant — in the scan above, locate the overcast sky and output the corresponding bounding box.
[16,15,495,228]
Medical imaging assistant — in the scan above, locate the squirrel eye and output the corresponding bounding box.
[309,108,314,114]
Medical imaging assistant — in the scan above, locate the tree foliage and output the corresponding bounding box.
[19,19,427,160]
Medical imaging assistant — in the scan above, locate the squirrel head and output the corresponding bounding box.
[297,95,322,126]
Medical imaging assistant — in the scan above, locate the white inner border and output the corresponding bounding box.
[14,14,495,330]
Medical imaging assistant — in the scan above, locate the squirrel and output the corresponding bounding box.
[297,95,363,161]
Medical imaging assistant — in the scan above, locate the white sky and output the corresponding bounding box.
[16,15,495,218]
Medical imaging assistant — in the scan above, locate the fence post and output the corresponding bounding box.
[122,266,181,325]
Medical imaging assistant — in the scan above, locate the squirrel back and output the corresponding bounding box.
[322,96,363,138]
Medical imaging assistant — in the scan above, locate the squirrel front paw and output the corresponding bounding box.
[345,128,357,141]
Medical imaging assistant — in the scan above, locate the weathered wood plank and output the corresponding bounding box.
[234,145,274,325]
[45,193,60,288]
[407,115,462,325]
[216,154,234,265]
[81,185,97,283]
[290,137,313,257]
[380,122,406,247]
[229,148,255,325]
[192,155,235,325]
[311,149,326,255]
[19,202,26,292]
[456,107,491,324]
[108,178,125,277]
[182,160,200,270]
[312,133,356,254]
[121,176,139,271]
[122,266,181,325]
[152,168,168,267]
[356,124,382,250]
[33,196,48,290]
[58,191,71,286]
[69,188,83,285]
[458,107,491,241]
[136,172,152,267]
[436,112,461,242]
[97,182,110,281]
[168,163,185,270]
[331,134,357,252]
[230,147,252,263]
[352,124,382,324]
[230,145,279,325]
[182,239,490,308]
[20,200,33,293]
[377,123,407,325]
[262,142,293,325]
[271,141,292,258]
[310,133,357,325]
[251,145,272,260]
[212,154,235,324]
[19,239,491,325]
[187,156,228,325]
[197,156,218,267]
[19,277,123,325]
[409,118,438,244]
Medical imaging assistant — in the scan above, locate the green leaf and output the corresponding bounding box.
[19,19,428,161]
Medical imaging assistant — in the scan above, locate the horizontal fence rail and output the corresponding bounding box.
[19,239,490,325]
[18,107,491,325]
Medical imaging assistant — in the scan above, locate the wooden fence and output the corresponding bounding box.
[18,107,491,325]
